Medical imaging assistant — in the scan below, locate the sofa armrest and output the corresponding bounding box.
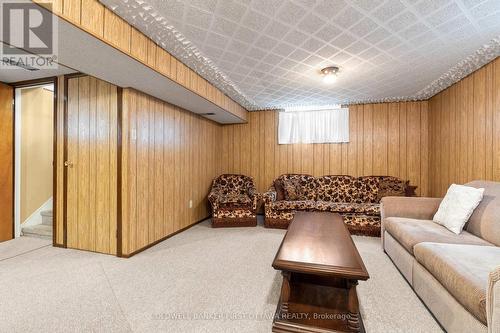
[380,196,442,248]
[262,190,276,204]
[381,196,442,221]
[488,266,500,333]
[208,189,222,212]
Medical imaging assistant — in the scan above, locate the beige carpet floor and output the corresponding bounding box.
[0,218,443,333]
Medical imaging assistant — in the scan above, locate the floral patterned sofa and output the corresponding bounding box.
[208,174,259,227]
[263,174,413,236]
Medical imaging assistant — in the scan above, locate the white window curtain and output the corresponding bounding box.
[278,108,349,144]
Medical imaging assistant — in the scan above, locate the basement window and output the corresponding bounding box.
[278,108,349,144]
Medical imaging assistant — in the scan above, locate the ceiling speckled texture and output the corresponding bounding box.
[99,0,500,110]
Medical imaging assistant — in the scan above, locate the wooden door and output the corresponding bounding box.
[65,76,118,255]
[0,83,13,242]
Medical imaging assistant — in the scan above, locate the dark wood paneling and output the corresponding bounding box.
[0,83,13,242]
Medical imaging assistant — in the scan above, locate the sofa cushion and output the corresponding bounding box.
[278,174,317,201]
[465,180,500,246]
[314,202,380,216]
[270,200,317,211]
[414,243,500,324]
[283,178,305,200]
[433,184,485,234]
[384,218,492,255]
[355,203,380,216]
[219,193,251,205]
[315,201,357,213]
[214,174,254,195]
[357,176,382,203]
[315,175,358,203]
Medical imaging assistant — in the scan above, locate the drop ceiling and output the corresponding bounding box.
[100,0,500,110]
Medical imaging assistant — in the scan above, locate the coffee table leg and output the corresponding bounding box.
[347,280,361,332]
[280,271,291,314]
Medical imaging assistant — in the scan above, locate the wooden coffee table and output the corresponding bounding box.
[272,212,369,333]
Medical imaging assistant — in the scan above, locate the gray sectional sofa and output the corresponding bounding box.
[381,180,500,333]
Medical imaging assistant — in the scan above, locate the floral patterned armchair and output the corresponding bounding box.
[208,174,259,227]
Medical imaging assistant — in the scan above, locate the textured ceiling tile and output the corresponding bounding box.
[264,21,290,40]
[189,0,217,13]
[186,6,213,29]
[262,53,283,66]
[288,48,310,62]
[303,54,325,67]
[377,36,402,49]
[350,0,384,13]
[350,18,378,37]
[436,15,469,34]
[233,26,258,44]
[297,13,327,34]
[386,11,419,32]
[155,1,185,18]
[272,42,296,56]
[100,0,500,110]
[242,9,269,31]
[364,27,390,44]
[216,0,247,22]
[240,56,258,68]
[277,1,305,26]
[316,45,340,59]
[250,0,283,17]
[400,22,429,40]
[316,24,343,42]
[255,35,279,50]
[470,0,500,18]
[283,29,309,45]
[229,39,251,53]
[372,0,406,22]
[425,3,463,26]
[461,0,488,8]
[212,17,236,37]
[247,47,268,60]
[313,0,348,18]
[206,32,229,49]
[334,6,364,28]
[331,32,357,49]
[301,37,325,53]
[183,24,207,43]
[329,51,351,64]
[345,40,370,54]
[478,13,500,29]
[413,0,452,15]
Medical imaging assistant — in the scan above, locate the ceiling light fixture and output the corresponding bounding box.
[321,66,339,84]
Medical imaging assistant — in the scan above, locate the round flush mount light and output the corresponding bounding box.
[321,66,339,84]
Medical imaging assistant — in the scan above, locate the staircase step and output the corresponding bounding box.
[22,224,52,239]
[41,210,53,226]
[40,210,52,217]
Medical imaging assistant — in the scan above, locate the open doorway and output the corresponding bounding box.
[14,83,55,239]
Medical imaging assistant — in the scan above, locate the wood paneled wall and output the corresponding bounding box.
[429,57,500,196]
[33,0,247,121]
[121,89,222,256]
[221,102,430,196]
[0,82,13,242]
[66,76,118,255]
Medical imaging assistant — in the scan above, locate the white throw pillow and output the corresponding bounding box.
[433,184,484,234]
